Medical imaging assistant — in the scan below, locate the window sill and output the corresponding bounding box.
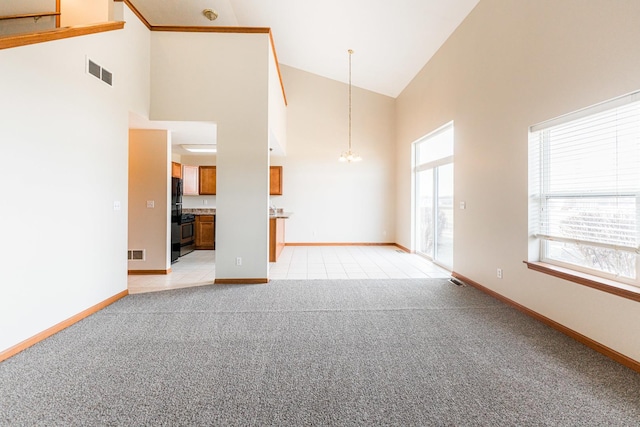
[524,261,640,303]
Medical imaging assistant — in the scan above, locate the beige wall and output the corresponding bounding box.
[61,0,110,27]
[128,129,170,271]
[277,65,396,243]
[396,0,640,361]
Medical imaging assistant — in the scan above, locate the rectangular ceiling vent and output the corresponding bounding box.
[127,250,145,261]
[86,57,113,87]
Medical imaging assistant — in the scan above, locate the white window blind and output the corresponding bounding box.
[529,91,640,282]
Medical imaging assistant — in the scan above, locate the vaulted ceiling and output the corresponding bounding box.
[129,0,480,98]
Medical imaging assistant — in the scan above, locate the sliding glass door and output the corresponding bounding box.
[414,124,454,269]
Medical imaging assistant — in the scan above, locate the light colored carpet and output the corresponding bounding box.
[1,279,639,425]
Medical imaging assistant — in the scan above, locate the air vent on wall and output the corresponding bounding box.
[127,250,145,261]
[86,57,113,87]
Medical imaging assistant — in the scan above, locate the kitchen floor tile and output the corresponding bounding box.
[128,246,450,292]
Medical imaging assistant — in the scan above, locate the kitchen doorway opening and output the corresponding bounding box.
[413,122,454,270]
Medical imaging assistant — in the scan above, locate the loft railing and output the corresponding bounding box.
[0,0,61,36]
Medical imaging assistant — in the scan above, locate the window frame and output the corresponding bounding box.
[528,90,640,300]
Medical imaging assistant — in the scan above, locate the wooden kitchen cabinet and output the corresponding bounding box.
[171,162,182,179]
[182,165,199,195]
[269,217,285,262]
[195,215,215,249]
[270,166,282,195]
[199,166,216,195]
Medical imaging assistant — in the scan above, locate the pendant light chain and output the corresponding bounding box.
[339,48,362,162]
[348,49,353,152]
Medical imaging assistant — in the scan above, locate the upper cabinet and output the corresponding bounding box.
[270,166,282,196]
[181,165,280,196]
[171,162,182,179]
[199,166,216,195]
[182,165,199,195]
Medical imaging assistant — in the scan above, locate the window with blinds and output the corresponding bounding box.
[529,91,640,285]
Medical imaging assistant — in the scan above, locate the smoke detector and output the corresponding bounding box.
[203,9,218,21]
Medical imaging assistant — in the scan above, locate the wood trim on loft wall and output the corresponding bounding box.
[0,290,129,363]
[451,272,640,374]
[151,25,271,34]
[56,0,60,28]
[114,0,151,30]
[0,21,124,50]
[268,30,288,105]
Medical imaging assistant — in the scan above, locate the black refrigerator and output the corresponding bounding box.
[171,177,182,263]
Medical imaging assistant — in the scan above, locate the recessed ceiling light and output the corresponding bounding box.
[182,144,217,153]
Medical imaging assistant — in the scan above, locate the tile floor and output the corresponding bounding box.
[127,245,450,294]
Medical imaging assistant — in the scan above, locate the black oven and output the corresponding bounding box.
[179,214,195,257]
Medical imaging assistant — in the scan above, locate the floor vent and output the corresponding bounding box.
[449,277,466,287]
[395,249,406,253]
[87,57,113,86]
[128,250,145,261]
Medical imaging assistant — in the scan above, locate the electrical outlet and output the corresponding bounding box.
[236,257,242,266]
[497,268,503,279]
[146,200,154,208]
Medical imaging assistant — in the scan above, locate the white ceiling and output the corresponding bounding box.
[129,0,480,98]
[127,0,480,154]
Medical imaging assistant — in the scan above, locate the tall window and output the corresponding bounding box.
[414,123,454,269]
[529,91,640,286]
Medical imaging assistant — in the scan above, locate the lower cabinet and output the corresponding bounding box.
[195,215,215,250]
[269,217,285,262]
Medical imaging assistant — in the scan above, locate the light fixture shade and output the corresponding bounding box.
[339,150,362,162]
[182,144,217,153]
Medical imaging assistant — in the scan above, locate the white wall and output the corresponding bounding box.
[0,5,149,353]
[276,65,396,244]
[150,31,272,280]
[396,0,640,361]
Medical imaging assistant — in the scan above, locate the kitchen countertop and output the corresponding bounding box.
[269,212,293,219]
[183,208,292,218]
[183,208,215,215]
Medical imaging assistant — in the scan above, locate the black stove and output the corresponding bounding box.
[181,214,195,224]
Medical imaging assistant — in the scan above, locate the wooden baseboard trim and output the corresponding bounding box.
[214,278,269,285]
[286,242,396,247]
[128,269,171,275]
[0,290,129,363]
[451,272,640,374]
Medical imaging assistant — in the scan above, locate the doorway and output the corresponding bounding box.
[414,123,454,269]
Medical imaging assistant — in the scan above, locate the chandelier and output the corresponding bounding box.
[339,49,362,163]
